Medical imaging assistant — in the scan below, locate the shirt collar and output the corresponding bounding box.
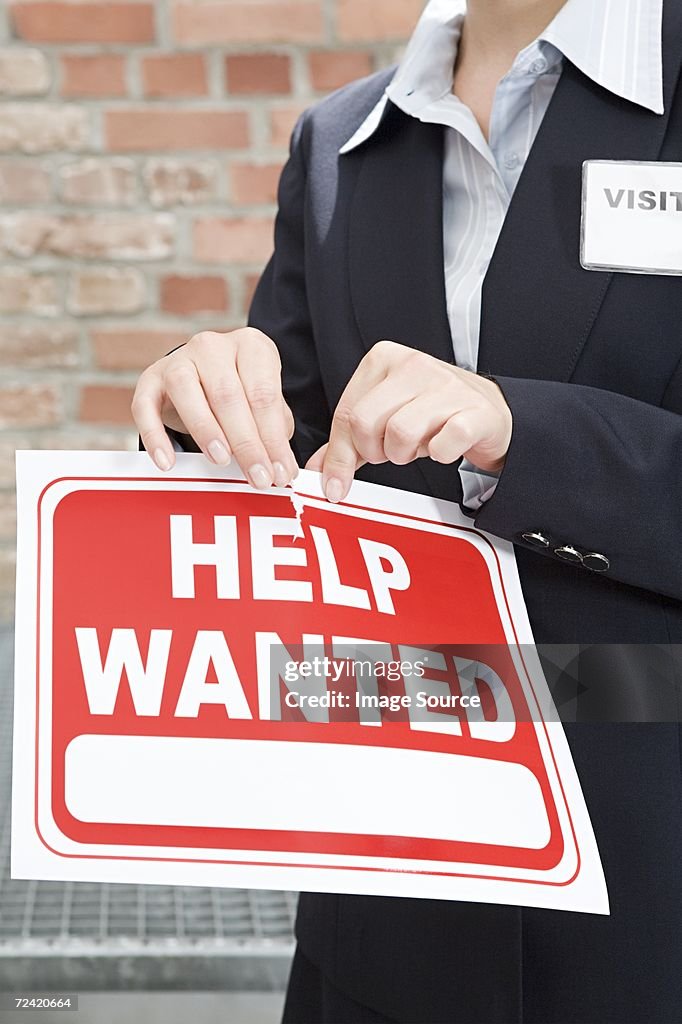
[339,0,664,154]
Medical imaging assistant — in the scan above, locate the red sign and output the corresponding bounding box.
[13,452,608,913]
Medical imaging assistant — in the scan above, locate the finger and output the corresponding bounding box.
[163,361,232,467]
[428,407,490,465]
[383,391,458,465]
[309,443,366,488]
[321,347,394,502]
[345,374,422,464]
[321,406,365,502]
[199,370,279,488]
[131,371,177,472]
[237,343,298,486]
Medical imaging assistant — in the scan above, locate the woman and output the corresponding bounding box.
[132,0,682,1020]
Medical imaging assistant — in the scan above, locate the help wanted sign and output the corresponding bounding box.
[12,451,608,914]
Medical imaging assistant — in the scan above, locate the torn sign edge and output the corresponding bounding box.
[11,449,610,915]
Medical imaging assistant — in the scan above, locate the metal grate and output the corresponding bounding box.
[0,627,296,987]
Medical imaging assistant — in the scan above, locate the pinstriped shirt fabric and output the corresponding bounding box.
[340,0,664,508]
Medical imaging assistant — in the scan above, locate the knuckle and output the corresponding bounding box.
[230,437,263,462]
[385,418,417,449]
[404,349,430,373]
[165,361,196,389]
[348,409,374,440]
[326,451,354,472]
[366,340,391,368]
[253,328,280,356]
[373,339,396,357]
[455,420,476,447]
[209,379,242,409]
[188,330,219,349]
[245,382,279,411]
[139,426,161,447]
[259,426,286,449]
[333,403,354,430]
[188,414,216,438]
[237,327,281,361]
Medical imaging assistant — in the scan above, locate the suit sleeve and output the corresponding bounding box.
[474,375,682,600]
[247,112,332,467]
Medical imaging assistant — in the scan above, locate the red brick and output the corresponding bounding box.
[193,216,273,264]
[105,108,249,151]
[0,385,61,428]
[160,274,229,315]
[268,104,306,148]
[59,158,138,205]
[0,325,78,368]
[0,269,57,314]
[230,161,281,205]
[143,158,218,206]
[68,268,146,315]
[79,384,135,425]
[0,47,50,95]
[0,104,89,153]
[11,3,156,44]
[172,2,323,45]
[0,159,51,203]
[61,54,127,97]
[336,0,424,42]
[309,49,372,91]
[142,53,207,97]
[91,328,187,370]
[2,212,174,260]
[226,53,291,95]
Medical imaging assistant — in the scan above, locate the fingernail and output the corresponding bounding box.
[273,461,290,487]
[248,464,271,489]
[208,440,230,465]
[325,477,344,503]
[154,448,171,472]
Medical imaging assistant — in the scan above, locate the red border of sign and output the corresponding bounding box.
[34,475,582,889]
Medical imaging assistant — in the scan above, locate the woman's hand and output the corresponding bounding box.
[307,340,513,502]
[131,328,298,489]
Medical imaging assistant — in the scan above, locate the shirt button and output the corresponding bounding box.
[504,152,519,170]
[529,57,548,74]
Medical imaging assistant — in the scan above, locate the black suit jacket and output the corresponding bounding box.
[247,4,682,1021]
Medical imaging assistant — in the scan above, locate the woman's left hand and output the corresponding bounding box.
[306,340,513,503]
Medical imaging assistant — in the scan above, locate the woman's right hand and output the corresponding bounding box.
[131,328,298,489]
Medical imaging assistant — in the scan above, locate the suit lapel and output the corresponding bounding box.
[347,103,453,366]
[346,105,463,502]
[478,3,682,381]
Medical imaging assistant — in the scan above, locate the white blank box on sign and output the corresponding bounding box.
[65,734,551,850]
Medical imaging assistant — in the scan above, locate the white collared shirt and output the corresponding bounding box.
[340,0,664,508]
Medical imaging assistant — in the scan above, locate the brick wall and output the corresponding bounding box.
[0,0,427,621]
